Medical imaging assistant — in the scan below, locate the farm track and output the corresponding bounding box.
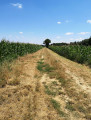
[0,48,91,120]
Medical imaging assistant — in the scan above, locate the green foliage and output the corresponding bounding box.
[44,85,56,96]
[0,39,43,63]
[37,61,45,71]
[43,39,51,48]
[78,106,86,113]
[49,45,91,67]
[51,99,66,117]
[37,60,54,73]
[66,101,75,111]
[51,43,68,46]
[58,78,66,86]
[44,64,54,72]
[70,36,91,46]
[52,81,57,85]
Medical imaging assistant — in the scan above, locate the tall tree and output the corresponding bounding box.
[43,39,51,48]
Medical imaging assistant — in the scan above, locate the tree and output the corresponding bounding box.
[88,36,91,45]
[43,39,51,48]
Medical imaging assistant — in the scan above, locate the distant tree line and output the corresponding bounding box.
[70,37,91,46]
[50,37,91,46]
[51,43,68,46]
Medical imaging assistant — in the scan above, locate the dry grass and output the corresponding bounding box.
[42,48,91,120]
[0,60,23,88]
[0,48,91,120]
[0,62,11,88]
[8,78,20,85]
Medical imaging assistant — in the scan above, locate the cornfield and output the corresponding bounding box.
[49,45,91,67]
[0,40,43,63]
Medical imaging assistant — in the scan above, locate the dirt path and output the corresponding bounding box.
[0,48,91,120]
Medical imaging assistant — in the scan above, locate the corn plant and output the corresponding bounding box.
[49,45,91,67]
[0,39,43,63]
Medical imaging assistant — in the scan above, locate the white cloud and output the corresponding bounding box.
[65,32,74,35]
[11,3,22,8]
[87,20,91,24]
[57,22,61,24]
[78,32,90,35]
[19,32,23,34]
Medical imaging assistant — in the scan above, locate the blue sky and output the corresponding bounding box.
[0,0,91,44]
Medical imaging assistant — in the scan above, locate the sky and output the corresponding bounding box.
[0,0,91,44]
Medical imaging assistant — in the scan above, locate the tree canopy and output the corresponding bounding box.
[43,39,51,48]
[70,37,91,46]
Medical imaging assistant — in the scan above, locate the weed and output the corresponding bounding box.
[37,59,45,71]
[40,58,44,61]
[44,64,54,72]
[37,64,44,71]
[58,77,67,86]
[51,99,66,117]
[78,106,86,113]
[37,60,55,73]
[52,81,57,85]
[66,101,75,111]
[45,85,56,96]
[37,61,44,64]
[51,99,60,110]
